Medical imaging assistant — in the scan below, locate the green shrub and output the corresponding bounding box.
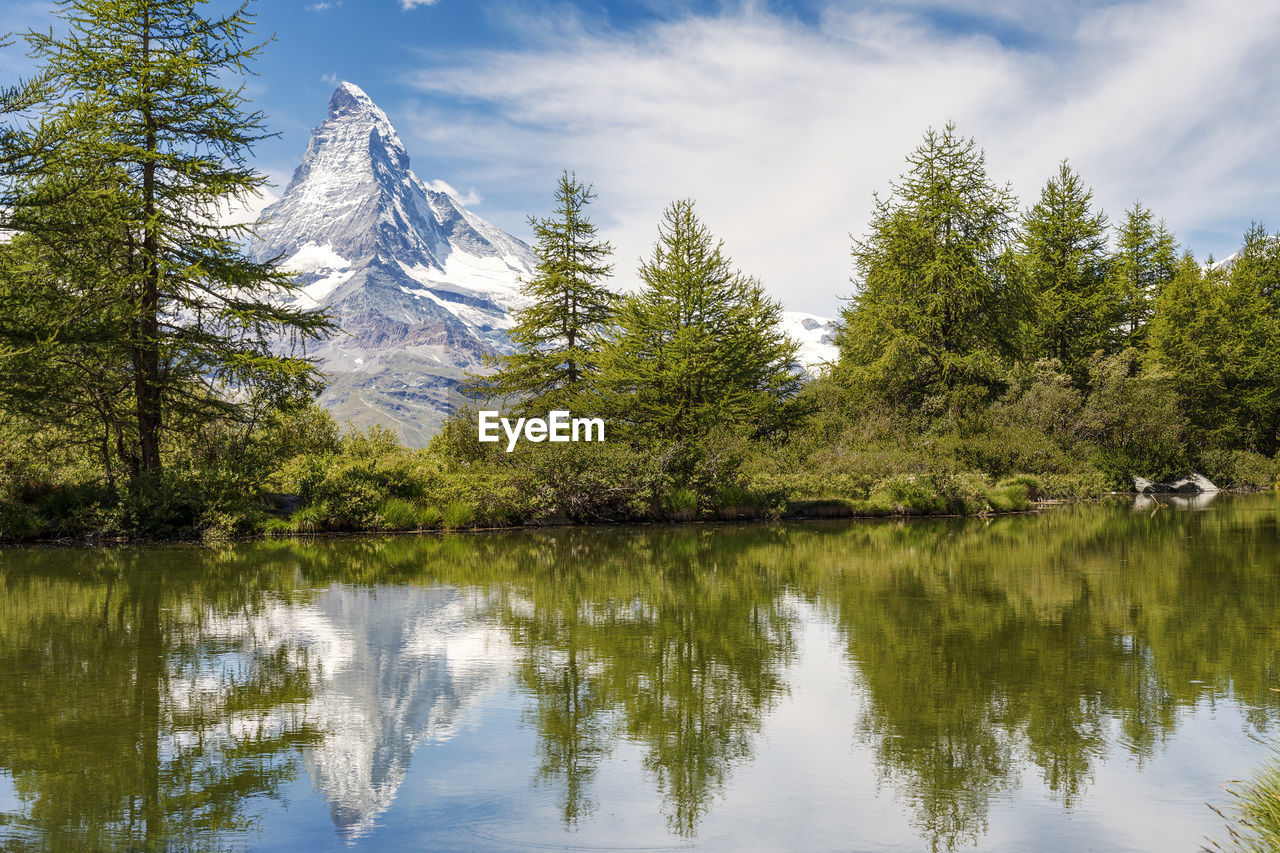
[1199,449,1277,490]
[0,503,42,541]
[261,517,294,536]
[872,475,947,515]
[290,503,329,534]
[986,484,1031,512]
[441,501,474,530]
[713,484,766,519]
[376,497,431,531]
[664,488,700,521]
[997,474,1045,501]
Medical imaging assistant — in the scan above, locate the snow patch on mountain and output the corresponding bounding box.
[781,311,839,370]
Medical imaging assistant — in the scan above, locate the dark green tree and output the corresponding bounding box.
[468,170,615,413]
[2,0,332,481]
[1218,225,1280,454]
[1109,201,1179,349]
[1018,161,1113,385]
[1146,245,1280,455]
[837,123,1025,412]
[598,199,801,441]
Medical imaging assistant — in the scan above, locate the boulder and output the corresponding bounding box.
[1133,476,1171,494]
[1167,472,1219,493]
[1133,472,1219,494]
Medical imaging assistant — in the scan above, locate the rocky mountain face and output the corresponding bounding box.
[251,82,536,447]
[254,83,837,445]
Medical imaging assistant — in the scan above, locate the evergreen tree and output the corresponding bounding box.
[1,0,331,480]
[598,199,801,441]
[1146,245,1280,455]
[837,123,1025,411]
[1019,161,1113,385]
[468,171,614,413]
[1109,201,1179,349]
[1220,224,1280,454]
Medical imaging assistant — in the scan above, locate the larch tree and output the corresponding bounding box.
[468,170,615,414]
[598,199,801,441]
[1019,161,1113,386]
[837,123,1026,412]
[1146,246,1280,455]
[1109,201,1179,350]
[2,0,332,481]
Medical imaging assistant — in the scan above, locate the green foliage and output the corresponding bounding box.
[838,123,1026,412]
[1148,241,1280,456]
[664,488,700,521]
[598,199,803,442]
[441,501,475,530]
[1109,201,1179,349]
[1019,161,1115,385]
[1077,350,1186,483]
[468,171,615,413]
[1198,449,1277,490]
[1,0,332,484]
[376,498,440,532]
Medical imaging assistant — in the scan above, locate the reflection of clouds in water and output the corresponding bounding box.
[0,772,22,815]
[212,586,513,841]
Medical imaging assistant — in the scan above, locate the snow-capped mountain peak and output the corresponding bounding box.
[250,84,537,446]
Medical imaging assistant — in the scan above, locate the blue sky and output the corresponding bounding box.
[4,0,1280,315]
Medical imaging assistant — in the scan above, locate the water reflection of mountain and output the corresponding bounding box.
[247,585,512,840]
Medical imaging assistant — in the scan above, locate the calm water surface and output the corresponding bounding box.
[2,493,1279,851]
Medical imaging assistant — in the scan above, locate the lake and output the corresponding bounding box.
[1,493,1278,851]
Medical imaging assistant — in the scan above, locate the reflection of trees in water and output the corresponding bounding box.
[792,501,1280,851]
[477,528,799,836]
[3,496,1278,851]
[298,501,1280,850]
[269,527,802,835]
[0,548,322,851]
[242,500,1280,849]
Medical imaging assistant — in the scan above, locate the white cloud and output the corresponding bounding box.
[214,188,280,229]
[322,72,339,85]
[306,0,342,10]
[402,0,439,8]
[403,0,1280,316]
[426,179,483,207]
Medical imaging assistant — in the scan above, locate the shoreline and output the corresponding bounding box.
[0,491,1220,550]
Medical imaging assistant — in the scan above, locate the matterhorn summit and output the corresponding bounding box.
[251,82,536,445]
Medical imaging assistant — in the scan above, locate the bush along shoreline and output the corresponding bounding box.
[3,393,1275,545]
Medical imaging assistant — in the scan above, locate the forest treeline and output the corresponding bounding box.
[2,0,1279,542]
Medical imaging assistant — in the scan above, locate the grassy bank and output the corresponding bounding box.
[4,365,1277,544]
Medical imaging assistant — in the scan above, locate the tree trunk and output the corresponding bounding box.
[135,13,162,476]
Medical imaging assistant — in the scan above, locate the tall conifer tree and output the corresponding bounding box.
[837,123,1025,410]
[1109,201,1179,349]
[469,171,614,413]
[1019,161,1113,385]
[2,0,331,480]
[598,199,801,441]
